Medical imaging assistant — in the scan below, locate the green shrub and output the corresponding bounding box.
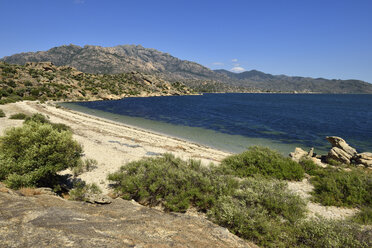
[310,168,371,207]
[9,113,27,120]
[72,158,98,176]
[69,181,102,201]
[219,146,305,181]
[351,206,372,225]
[0,121,83,189]
[24,113,70,131]
[24,113,50,124]
[108,154,219,212]
[294,218,371,248]
[299,158,320,176]
[208,177,306,247]
[0,109,5,118]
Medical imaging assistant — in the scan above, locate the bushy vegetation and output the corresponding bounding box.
[208,177,306,247]
[72,158,98,176]
[0,115,82,189]
[24,113,71,131]
[0,109,5,117]
[293,218,371,248]
[9,112,27,120]
[108,152,371,247]
[108,154,222,212]
[0,62,192,104]
[299,158,320,176]
[218,146,305,181]
[69,181,102,201]
[310,167,371,207]
[351,206,372,225]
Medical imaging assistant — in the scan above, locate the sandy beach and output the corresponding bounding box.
[0,101,357,220]
[0,101,230,193]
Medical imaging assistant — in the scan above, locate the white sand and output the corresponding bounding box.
[0,101,230,193]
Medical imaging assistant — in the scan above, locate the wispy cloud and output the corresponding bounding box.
[230,66,245,73]
[231,58,238,62]
[212,62,224,66]
[74,0,85,4]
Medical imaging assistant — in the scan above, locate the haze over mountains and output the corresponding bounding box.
[2,44,372,94]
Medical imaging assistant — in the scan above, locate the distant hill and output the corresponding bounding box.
[2,44,372,94]
[0,62,193,104]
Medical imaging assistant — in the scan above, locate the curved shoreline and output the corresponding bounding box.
[0,101,230,193]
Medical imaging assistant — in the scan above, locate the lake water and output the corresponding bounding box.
[61,93,372,155]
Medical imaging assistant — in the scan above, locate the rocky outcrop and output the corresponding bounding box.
[0,187,255,248]
[291,136,371,168]
[290,147,326,167]
[355,152,372,168]
[290,147,309,162]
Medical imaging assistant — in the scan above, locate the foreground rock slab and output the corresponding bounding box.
[0,192,255,248]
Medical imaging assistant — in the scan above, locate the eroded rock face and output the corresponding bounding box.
[328,147,354,164]
[326,136,357,156]
[326,136,358,164]
[0,190,256,248]
[355,152,372,168]
[289,147,308,162]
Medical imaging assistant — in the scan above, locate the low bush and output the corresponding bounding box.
[108,154,219,212]
[9,113,27,120]
[0,120,83,189]
[69,181,102,201]
[294,218,371,248]
[299,158,320,176]
[72,158,98,176]
[0,109,5,117]
[218,146,305,181]
[208,177,306,247]
[24,113,50,124]
[310,167,371,207]
[24,113,70,131]
[351,206,372,225]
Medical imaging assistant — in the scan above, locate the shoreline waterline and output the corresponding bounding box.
[59,101,319,155]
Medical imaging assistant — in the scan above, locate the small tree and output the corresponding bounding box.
[0,120,83,189]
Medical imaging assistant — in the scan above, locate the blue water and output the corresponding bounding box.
[64,93,372,154]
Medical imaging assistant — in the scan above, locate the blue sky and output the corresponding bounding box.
[0,0,371,82]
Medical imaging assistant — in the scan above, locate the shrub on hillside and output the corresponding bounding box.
[108,154,221,212]
[218,146,305,181]
[351,206,372,225]
[310,167,371,207]
[9,113,27,120]
[208,177,306,247]
[69,181,102,201]
[294,218,371,248]
[0,120,82,189]
[0,109,5,118]
[299,158,320,176]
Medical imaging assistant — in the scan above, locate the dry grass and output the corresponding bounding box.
[18,187,41,196]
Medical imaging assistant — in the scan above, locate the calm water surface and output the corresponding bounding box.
[62,93,372,154]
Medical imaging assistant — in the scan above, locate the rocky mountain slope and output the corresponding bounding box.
[2,44,372,93]
[0,61,193,104]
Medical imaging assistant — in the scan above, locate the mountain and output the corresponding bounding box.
[2,44,372,93]
[0,61,193,104]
